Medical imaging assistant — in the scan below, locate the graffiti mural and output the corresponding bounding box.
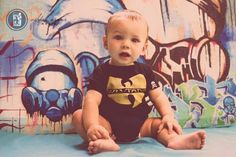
[0,0,236,133]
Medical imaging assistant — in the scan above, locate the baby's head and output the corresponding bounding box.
[105,9,149,36]
[104,10,149,66]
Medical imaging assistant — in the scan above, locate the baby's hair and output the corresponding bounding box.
[105,9,149,35]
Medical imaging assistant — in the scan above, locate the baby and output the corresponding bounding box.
[72,9,206,154]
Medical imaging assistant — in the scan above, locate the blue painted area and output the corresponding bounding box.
[203,76,219,106]
[106,0,124,13]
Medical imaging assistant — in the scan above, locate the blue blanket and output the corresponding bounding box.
[1,125,236,157]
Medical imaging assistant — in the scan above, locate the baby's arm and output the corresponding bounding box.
[149,87,182,134]
[82,90,110,141]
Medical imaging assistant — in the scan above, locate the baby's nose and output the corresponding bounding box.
[122,40,130,49]
[122,45,129,49]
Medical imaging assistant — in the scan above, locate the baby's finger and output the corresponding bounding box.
[94,131,102,139]
[167,122,173,134]
[100,130,109,139]
[158,123,164,133]
[174,124,183,135]
[90,134,98,141]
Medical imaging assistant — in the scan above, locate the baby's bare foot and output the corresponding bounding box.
[167,130,206,150]
[88,138,120,154]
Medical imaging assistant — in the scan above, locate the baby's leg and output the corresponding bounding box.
[72,109,113,141]
[164,130,206,149]
[140,118,206,150]
[72,109,120,154]
[88,138,120,154]
[72,109,87,140]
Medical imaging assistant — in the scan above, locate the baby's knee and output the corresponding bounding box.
[151,118,162,134]
[140,118,162,137]
[72,109,83,127]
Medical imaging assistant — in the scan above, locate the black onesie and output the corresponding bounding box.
[88,61,159,142]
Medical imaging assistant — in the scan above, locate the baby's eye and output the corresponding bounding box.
[113,35,123,40]
[132,38,140,43]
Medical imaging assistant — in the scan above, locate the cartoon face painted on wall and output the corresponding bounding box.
[21,49,83,122]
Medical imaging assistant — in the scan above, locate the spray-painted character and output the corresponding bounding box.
[218,96,236,123]
[21,49,82,122]
[184,102,204,128]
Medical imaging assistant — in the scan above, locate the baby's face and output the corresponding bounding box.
[103,18,148,66]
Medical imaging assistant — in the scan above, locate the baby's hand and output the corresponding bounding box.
[158,114,182,135]
[87,124,110,141]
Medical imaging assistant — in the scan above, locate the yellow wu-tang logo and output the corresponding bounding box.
[107,74,146,108]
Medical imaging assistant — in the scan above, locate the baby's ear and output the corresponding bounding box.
[141,41,148,55]
[103,36,108,49]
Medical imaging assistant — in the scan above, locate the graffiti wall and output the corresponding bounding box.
[0,0,236,134]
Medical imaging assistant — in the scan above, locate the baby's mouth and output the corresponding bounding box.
[119,52,130,57]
